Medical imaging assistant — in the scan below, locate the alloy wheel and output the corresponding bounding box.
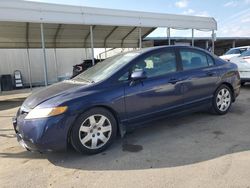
[216,88,231,112]
[78,114,112,149]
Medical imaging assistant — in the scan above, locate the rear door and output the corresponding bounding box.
[177,48,219,104]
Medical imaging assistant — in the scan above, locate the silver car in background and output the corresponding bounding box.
[230,50,250,85]
[220,46,250,61]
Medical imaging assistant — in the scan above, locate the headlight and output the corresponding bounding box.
[25,106,68,120]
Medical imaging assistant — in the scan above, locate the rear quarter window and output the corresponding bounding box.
[180,49,209,70]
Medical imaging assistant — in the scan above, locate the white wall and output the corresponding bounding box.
[0,48,91,86]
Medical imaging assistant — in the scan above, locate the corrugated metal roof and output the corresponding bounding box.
[0,0,217,48]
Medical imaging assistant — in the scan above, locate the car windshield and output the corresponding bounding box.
[225,48,247,55]
[72,52,140,83]
[239,50,250,57]
[225,49,241,55]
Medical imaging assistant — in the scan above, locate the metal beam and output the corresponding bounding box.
[53,24,62,48]
[84,25,96,47]
[104,26,118,48]
[40,23,48,86]
[90,25,95,66]
[142,28,156,39]
[26,22,30,48]
[121,27,137,48]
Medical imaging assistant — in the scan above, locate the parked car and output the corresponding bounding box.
[13,46,241,154]
[220,46,250,61]
[229,50,250,85]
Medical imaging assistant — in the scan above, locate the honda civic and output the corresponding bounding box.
[13,46,241,154]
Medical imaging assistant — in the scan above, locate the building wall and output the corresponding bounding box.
[0,48,91,86]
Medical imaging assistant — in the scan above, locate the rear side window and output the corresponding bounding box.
[207,55,214,66]
[180,49,210,70]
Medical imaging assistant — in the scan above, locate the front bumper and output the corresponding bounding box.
[13,111,76,152]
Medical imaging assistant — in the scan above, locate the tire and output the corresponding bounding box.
[211,84,232,115]
[241,82,245,86]
[70,107,117,154]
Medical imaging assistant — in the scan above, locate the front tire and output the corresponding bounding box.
[70,107,117,154]
[211,84,232,115]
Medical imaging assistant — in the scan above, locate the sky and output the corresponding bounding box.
[26,0,250,38]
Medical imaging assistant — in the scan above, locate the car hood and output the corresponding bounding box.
[22,80,89,109]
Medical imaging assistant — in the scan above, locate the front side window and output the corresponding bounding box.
[180,49,209,70]
[131,50,177,79]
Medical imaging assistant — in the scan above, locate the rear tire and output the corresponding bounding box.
[211,84,232,115]
[70,107,117,154]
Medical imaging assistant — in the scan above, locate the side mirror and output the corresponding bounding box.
[130,70,147,82]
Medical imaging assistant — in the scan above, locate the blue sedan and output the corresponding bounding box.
[13,46,241,154]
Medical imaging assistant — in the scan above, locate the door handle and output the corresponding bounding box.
[169,78,179,84]
[207,71,215,76]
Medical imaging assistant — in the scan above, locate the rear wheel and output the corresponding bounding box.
[211,85,232,115]
[71,108,117,154]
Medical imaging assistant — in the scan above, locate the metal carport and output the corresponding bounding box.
[0,0,217,88]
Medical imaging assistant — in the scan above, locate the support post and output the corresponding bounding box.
[139,27,142,49]
[205,40,209,50]
[54,49,59,82]
[167,28,171,45]
[40,23,48,86]
[232,40,236,48]
[212,30,215,54]
[26,49,32,90]
[191,29,194,47]
[90,26,95,66]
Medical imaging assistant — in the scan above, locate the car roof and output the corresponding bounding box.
[132,45,210,54]
[230,46,250,50]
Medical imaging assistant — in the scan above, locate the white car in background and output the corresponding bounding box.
[220,46,250,61]
[230,50,250,85]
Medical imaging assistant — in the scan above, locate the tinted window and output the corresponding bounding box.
[207,55,214,66]
[239,50,250,57]
[225,49,242,55]
[180,49,209,70]
[132,50,177,78]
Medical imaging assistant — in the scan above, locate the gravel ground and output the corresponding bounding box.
[1,85,250,188]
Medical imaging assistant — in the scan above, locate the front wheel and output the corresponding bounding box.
[211,85,232,115]
[70,108,117,154]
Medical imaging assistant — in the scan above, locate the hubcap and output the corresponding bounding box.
[216,88,231,112]
[79,114,112,149]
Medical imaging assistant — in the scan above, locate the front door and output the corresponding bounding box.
[123,48,183,123]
